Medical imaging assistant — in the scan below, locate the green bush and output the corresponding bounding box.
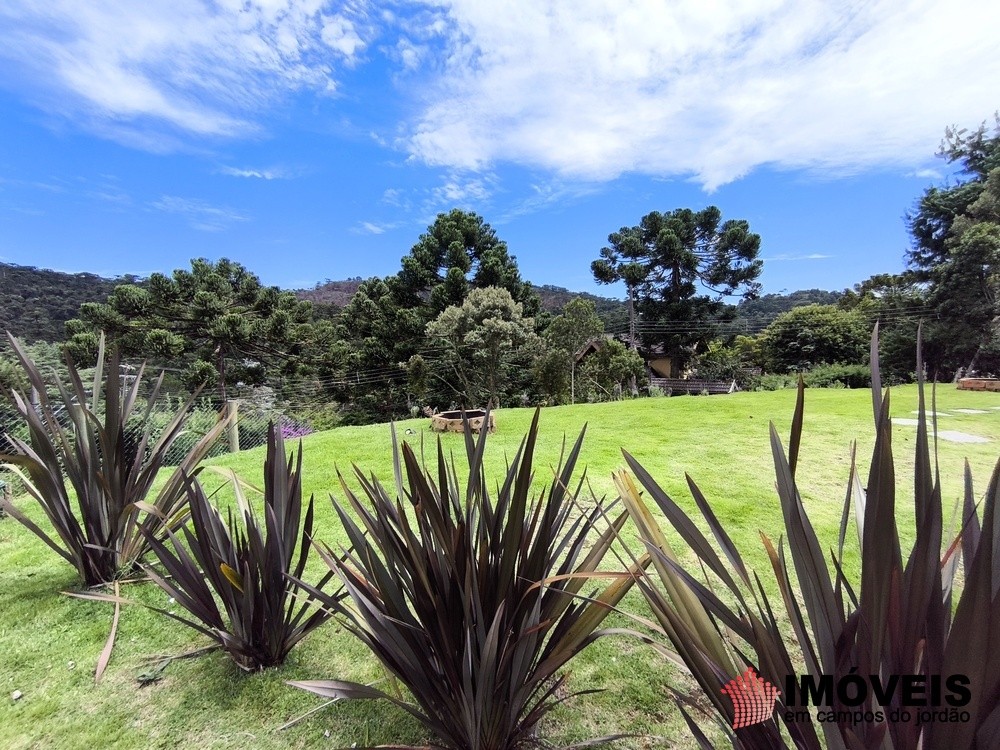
[756,373,796,391]
[801,362,871,389]
[290,402,341,432]
[128,398,230,466]
[761,304,868,372]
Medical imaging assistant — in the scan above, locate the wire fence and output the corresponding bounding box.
[0,302,934,482]
[0,387,326,470]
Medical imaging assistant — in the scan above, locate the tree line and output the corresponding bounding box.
[3,117,998,426]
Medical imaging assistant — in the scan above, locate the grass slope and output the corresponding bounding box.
[2,386,999,748]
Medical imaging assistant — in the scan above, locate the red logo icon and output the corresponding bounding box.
[721,667,780,729]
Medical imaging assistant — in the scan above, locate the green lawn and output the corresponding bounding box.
[2,385,999,748]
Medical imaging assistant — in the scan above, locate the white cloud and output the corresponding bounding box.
[321,13,365,58]
[394,37,426,70]
[218,165,293,179]
[150,194,248,231]
[909,168,944,180]
[5,0,998,192]
[405,0,1000,189]
[428,171,495,207]
[0,1,369,143]
[352,219,405,234]
[763,253,833,262]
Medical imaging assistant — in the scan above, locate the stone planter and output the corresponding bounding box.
[429,409,496,434]
[958,378,1000,392]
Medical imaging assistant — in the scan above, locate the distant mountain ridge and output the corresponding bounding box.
[2,265,628,342]
[1,261,840,343]
[294,277,365,307]
[0,262,130,343]
[295,278,627,317]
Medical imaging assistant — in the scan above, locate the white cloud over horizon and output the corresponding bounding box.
[1,1,997,190]
[150,195,249,231]
[406,0,1000,188]
[0,0,371,140]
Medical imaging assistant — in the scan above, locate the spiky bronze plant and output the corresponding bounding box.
[289,410,645,750]
[135,423,337,671]
[617,326,1000,748]
[0,332,229,586]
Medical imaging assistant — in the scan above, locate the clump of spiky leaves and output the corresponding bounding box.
[289,409,644,750]
[0,332,230,586]
[616,325,1000,748]
[132,423,337,671]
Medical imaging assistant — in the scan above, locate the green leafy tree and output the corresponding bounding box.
[839,272,927,382]
[592,207,762,376]
[65,258,315,399]
[405,354,430,411]
[761,304,868,373]
[329,276,423,422]
[578,340,647,401]
[735,289,842,331]
[690,340,748,382]
[536,298,606,404]
[531,348,572,405]
[907,117,1000,374]
[425,287,540,407]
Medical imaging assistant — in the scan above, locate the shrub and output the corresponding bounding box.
[126,397,230,466]
[615,326,1000,747]
[289,410,643,750]
[0,333,230,586]
[756,373,795,391]
[761,304,868,372]
[801,362,871,389]
[293,401,340,432]
[119,424,336,671]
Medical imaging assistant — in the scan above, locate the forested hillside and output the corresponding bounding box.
[0,262,127,342]
[735,288,842,331]
[2,259,839,347]
[297,278,629,328]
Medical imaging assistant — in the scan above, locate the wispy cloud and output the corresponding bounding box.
[88,189,131,206]
[0,202,44,216]
[763,253,833,262]
[909,168,944,180]
[404,0,1000,189]
[357,221,386,235]
[352,220,404,235]
[427,171,495,209]
[381,187,406,208]
[500,180,601,222]
[218,165,295,180]
[0,1,371,146]
[150,194,248,231]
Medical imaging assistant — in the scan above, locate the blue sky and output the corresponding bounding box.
[0,0,997,299]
